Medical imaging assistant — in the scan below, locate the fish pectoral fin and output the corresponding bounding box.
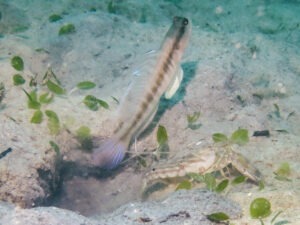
[164,66,183,99]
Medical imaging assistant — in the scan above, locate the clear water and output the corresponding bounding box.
[0,0,299,223]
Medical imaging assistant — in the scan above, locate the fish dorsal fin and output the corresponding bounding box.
[131,50,157,77]
[116,50,160,124]
[164,66,183,99]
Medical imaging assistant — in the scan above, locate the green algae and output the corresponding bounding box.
[49,141,60,155]
[76,81,96,90]
[75,126,93,151]
[11,56,24,71]
[13,74,25,85]
[39,92,54,104]
[31,110,43,124]
[212,133,228,143]
[59,23,75,35]
[46,80,65,95]
[206,212,230,223]
[212,129,249,146]
[157,125,168,146]
[49,14,62,22]
[83,95,109,111]
[186,112,201,130]
[107,0,117,14]
[230,129,249,146]
[231,175,247,185]
[45,110,60,135]
[175,180,192,191]
[156,125,169,159]
[215,179,229,193]
[250,198,271,219]
[23,89,41,109]
[274,162,292,181]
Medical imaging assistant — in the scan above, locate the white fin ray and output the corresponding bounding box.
[164,66,183,99]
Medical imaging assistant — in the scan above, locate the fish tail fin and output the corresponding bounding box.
[92,137,128,169]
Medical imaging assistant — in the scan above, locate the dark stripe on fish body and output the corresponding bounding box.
[115,91,154,135]
[119,17,189,141]
[155,73,164,86]
[152,86,158,94]
[114,121,124,134]
[142,101,148,110]
[147,93,153,102]
[120,110,144,141]
[163,18,188,70]
[163,62,169,73]
[163,55,173,73]
[120,99,151,141]
[173,17,188,44]
[136,111,143,121]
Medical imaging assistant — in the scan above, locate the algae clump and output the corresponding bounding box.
[206,212,230,223]
[250,197,271,219]
[13,74,25,85]
[75,126,93,151]
[49,14,62,22]
[76,81,96,90]
[59,24,75,35]
[31,110,43,124]
[83,95,109,111]
[11,56,24,71]
[45,110,60,135]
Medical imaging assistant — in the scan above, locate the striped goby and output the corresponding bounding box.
[92,17,192,169]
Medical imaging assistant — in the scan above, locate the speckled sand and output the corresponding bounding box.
[0,0,300,224]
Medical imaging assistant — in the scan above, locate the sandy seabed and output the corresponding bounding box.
[0,0,300,224]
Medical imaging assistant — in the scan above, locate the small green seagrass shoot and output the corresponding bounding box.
[212,128,249,146]
[10,57,108,136]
